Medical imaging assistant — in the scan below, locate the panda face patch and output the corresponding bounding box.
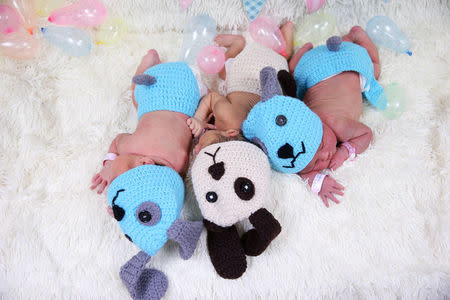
[191,141,271,227]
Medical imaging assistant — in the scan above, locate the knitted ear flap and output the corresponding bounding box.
[132,74,156,86]
[260,66,283,102]
[277,70,297,98]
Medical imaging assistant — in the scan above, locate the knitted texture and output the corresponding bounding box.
[134,62,201,119]
[166,219,204,260]
[293,41,385,107]
[242,94,323,173]
[119,251,169,300]
[226,41,288,96]
[191,141,270,227]
[203,220,247,279]
[107,165,184,256]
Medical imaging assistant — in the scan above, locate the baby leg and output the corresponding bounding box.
[214,34,245,80]
[280,21,294,59]
[325,116,373,170]
[131,49,161,108]
[288,42,313,74]
[342,26,381,79]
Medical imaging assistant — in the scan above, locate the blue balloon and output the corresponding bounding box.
[41,26,91,57]
[366,16,411,55]
[179,15,217,64]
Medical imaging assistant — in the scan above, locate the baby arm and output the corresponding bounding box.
[187,92,231,137]
[300,171,344,208]
[90,134,127,194]
[326,116,373,170]
[214,34,245,80]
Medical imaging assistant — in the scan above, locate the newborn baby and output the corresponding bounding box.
[91,49,207,196]
[187,22,294,153]
[242,26,385,207]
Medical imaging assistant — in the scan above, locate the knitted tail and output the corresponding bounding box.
[120,251,168,300]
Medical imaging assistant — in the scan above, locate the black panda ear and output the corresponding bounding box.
[277,70,297,98]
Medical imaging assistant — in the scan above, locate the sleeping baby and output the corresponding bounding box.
[186,22,294,153]
[242,26,385,207]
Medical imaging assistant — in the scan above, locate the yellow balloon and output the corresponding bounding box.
[35,0,66,17]
[293,12,336,49]
[96,17,127,46]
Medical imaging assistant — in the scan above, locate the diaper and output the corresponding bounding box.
[226,41,288,96]
[134,62,205,119]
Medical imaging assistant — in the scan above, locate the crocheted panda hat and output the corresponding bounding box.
[107,165,184,256]
[242,67,323,174]
[191,141,270,227]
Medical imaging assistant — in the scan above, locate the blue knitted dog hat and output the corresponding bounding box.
[242,67,323,173]
[134,62,201,119]
[107,165,184,256]
[293,36,386,109]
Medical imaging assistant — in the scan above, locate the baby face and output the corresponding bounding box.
[300,123,337,174]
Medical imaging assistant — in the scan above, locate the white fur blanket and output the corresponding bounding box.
[1,0,449,299]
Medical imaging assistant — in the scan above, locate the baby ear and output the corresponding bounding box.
[225,129,239,137]
[277,70,297,98]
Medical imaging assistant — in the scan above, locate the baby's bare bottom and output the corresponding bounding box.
[131,49,161,108]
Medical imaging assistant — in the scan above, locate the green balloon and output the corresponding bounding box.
[381,82,407,119]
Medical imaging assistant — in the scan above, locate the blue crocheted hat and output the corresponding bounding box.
[107,165,184,256]
[293,37,386,109]
[134,62,201,119]
[242,67,323,173]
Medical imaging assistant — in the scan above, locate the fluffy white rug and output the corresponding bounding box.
[1,0,449,299]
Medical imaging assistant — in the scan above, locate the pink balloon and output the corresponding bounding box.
[6,0,36,34]
[249,17,286,56]
[0,5,20,34]
[197,45,225,74]
[48,0,107,28]
[0,31,38,59]
[305,0,326,14]
[180,0,194,11]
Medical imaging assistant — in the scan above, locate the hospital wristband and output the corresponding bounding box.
[342,142,356,161]
[103,153,117,165]
[311,173,327,195]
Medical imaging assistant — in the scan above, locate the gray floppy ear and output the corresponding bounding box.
[260,66,283,102]
[132,74,156,86]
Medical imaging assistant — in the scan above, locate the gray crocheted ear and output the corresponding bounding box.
[132,74,156,86]
[326,36,342,51]
[260,66,283,102]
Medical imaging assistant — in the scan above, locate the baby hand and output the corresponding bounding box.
[329,145,349,170]
[90,162,114,194]
[318,176,344,207]
[187,117,216,138]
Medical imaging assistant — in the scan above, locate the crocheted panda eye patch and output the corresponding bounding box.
[191,141,270,227]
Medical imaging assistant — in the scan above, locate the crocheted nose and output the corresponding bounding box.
[277,143,295,159]
[208,162,225,180]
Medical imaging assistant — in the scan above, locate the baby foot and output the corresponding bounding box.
[186,117,216,138]
[135,49,161,75]
[280,21,294,59]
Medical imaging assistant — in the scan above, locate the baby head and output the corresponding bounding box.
[242,67,324,174]
[194,129,247,154]
[107,164,184,256]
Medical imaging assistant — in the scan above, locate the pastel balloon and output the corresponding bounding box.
[48,0,106,28]
[179,15,217,64]
[0,31,38,59]
[381,82,407,119]
[250,17,286,56]
[96,17,127,45]
[366,16,411,55]
[35,0,66,17]
[293,12,336,48]
[180,0,193,11]
[42,26,91,56]
[305,0,326,14]
[0,4,20,34]
[197,45,225,74]
[6,0,36,34]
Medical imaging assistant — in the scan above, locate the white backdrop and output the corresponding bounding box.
[0,0,449,299]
